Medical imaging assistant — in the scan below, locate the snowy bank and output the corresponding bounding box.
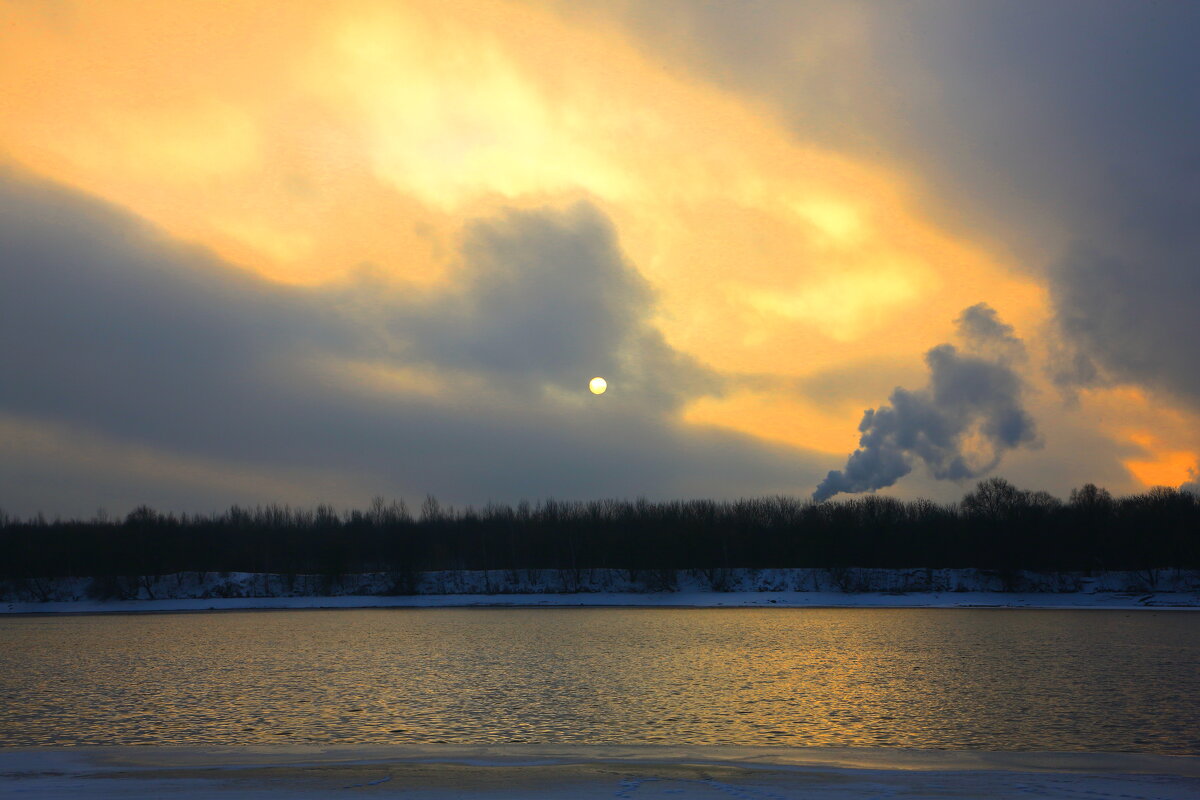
[4,567,1198,614]
[2,744,1198,799]
[4,590,1200,615]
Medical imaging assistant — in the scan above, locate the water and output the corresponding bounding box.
[1,608,1197,753]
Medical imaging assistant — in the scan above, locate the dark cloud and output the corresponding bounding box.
[813,307,1037,501]
[955,303,1023,359]
[0,168,822,516]
[872,4,1200,410]
[1046,341,1107,402]
[394,203,718,409]
[0,167,347,454]
[1051,244,1200,405]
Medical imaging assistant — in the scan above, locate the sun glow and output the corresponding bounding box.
[0,0,1050,452]
[589,377,608,396]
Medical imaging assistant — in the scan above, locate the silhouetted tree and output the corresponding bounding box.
[2,482,1197,590]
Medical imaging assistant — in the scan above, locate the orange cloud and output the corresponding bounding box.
[1125,450,1198,490]
[0,0,1048,453]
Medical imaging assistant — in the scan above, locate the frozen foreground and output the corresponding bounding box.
[4,568,1199,613]
[2,745,1198,799]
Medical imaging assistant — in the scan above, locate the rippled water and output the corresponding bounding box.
[2,608,1197,753]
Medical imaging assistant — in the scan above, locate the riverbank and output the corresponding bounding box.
[4,589,1199,615]
[3,745,1198,799]
[5,567,1197,614]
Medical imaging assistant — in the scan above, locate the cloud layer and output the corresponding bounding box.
[0,169,823,516]
[3,2,1198,512]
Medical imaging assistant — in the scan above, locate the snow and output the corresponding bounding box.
[2,745,1198,799]
[3,567,1198,614]
[3,588,1200,615]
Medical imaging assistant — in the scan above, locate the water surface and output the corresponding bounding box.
[2,608,1196,752]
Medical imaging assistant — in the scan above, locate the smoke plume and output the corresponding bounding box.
[813,304,1037,501]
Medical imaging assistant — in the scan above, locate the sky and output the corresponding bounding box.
[1,0,1198,517]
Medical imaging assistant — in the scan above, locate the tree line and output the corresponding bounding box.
[2,479,1197,591]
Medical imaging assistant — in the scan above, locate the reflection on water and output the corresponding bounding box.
[1,608,1197,753]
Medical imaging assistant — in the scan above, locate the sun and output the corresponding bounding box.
[589,377,608,395]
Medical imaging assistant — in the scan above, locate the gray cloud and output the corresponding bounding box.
[393,203,718,410]
[955,303,1024,360]
[1046,340,1108,402]
[0,167,347,455]
[875,4,1200,410]
[813,306,1037,501]
[1051,244,1200,405]
[0,168,822,517]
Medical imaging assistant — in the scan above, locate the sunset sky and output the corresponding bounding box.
[2,0,1198,516]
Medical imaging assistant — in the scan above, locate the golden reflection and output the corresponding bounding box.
[4,608,1192,752]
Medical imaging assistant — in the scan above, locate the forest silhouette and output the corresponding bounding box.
[3,478,1197,597]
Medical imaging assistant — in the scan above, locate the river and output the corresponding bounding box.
[2,608,1196,753]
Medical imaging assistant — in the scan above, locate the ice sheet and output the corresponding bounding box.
[2,745,1198,799]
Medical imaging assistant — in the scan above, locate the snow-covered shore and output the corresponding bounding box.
[3,566,1198,614]
[2,744,1198,799]
[4,589,1200,615]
